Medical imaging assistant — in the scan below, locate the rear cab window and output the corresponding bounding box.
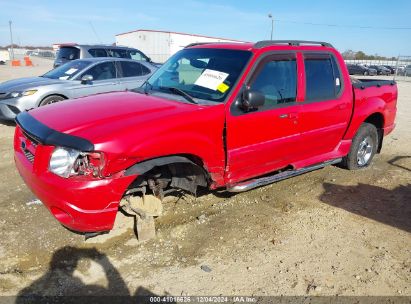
[57,47,80,60]
[304,53,342,101]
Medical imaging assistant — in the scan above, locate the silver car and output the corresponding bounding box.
[0,58,157,121]
[53,44,155,68]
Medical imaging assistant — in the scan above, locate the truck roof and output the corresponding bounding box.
[186,40,334,52]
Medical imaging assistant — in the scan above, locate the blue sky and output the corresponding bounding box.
[0,0,410,56]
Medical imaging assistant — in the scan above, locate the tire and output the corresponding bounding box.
[341,123,378,170]
[39,95,65,106]
[363,71,368,76]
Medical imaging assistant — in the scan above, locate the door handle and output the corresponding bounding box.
[338,104,347,110]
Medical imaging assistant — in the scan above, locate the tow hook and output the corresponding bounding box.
[119,194,163,241]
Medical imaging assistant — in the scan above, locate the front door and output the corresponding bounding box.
[70,61,120,98]
[226,53,302,183]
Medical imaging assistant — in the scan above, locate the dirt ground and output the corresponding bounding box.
[0,57,410,299]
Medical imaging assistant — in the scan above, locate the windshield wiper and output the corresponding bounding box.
[161,87,197,104]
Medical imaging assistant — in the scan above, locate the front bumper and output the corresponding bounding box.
[0,96,38,120]
[14,127,136,232]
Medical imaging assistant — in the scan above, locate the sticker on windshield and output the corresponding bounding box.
[217,83,229,93]
[194,69,229,91]
[59,76,69,80]
[65,68,78,75]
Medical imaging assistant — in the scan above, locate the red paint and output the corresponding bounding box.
[14,43,397,233]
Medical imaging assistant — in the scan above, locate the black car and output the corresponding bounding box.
[346,64,377,76]
[369,65,391,76]
[383,65,395,74]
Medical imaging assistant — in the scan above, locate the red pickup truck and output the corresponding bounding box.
[14,40,397,239]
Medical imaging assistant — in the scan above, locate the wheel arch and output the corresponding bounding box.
[364,112,384,152]
[38,93,68,107]
[123,154,212,195]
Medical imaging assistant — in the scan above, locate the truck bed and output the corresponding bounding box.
[351,78,396,89]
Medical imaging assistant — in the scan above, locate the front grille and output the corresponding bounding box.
[20,131,38,163]
[22,149,35,163]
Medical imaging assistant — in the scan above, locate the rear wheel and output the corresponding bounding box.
[39,95,65,106]
[341,123,378,170]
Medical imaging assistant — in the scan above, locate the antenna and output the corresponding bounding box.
[89,21,103,44]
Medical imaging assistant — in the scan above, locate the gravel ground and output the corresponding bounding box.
[0,58,409,299]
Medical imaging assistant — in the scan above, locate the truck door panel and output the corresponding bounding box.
[297,53,352,159]
[226,53,302,183]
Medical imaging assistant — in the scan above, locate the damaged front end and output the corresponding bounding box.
[119,157,209,241]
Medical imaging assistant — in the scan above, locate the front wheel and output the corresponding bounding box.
[39,95,65,106]
[341,123,378,170]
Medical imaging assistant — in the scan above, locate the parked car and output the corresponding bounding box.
[0,58,157,120]
[53,44,156,68]
[396,65,406,75]
[382,65,395,74]
[369,65,391,75]
[405,65,411,76]
[14,40,397,240]
[346,64,377,76]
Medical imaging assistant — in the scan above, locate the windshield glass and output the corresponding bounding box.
[145,48,251,103]
[43,60,91,80]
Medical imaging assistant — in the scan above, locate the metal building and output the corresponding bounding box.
[115,29,245,63]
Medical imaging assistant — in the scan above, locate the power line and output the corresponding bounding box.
[275,19,411,30]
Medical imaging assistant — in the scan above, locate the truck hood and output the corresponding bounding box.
[29,91,204,143]
[0,77,64,92]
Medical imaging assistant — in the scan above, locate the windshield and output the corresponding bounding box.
[144,48,251,103]
[43,60,92,80]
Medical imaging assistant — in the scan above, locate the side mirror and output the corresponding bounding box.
[241,89,265,111]
[81,74,93,84]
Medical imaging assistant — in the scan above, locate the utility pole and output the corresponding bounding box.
[268,14,274,40]
[9,20,14,60]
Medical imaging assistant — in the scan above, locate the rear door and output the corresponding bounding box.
[297,52,352,160]
[226,53,302,182]
[117,61,153,90]
[70,61,120,98]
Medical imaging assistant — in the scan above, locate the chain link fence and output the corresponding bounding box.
[7,48,56,60]
[393,56,411,82]
[345,57,411,82]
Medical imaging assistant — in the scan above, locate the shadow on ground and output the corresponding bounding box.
[388,155,411,172]
[320,182,411,233]
[16,246,173,304]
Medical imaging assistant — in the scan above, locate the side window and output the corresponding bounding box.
[304,55,341,101]
[128,50,147,61]
[249,58,297,109]
[82,62,116,80]
[120,61,150,77]
[88,48,108,57]
[109,49,129,58]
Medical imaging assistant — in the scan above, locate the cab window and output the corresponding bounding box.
[304,54,342,101]
[249,57,297,110]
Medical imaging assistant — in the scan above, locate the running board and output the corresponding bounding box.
[227,158,342,192]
